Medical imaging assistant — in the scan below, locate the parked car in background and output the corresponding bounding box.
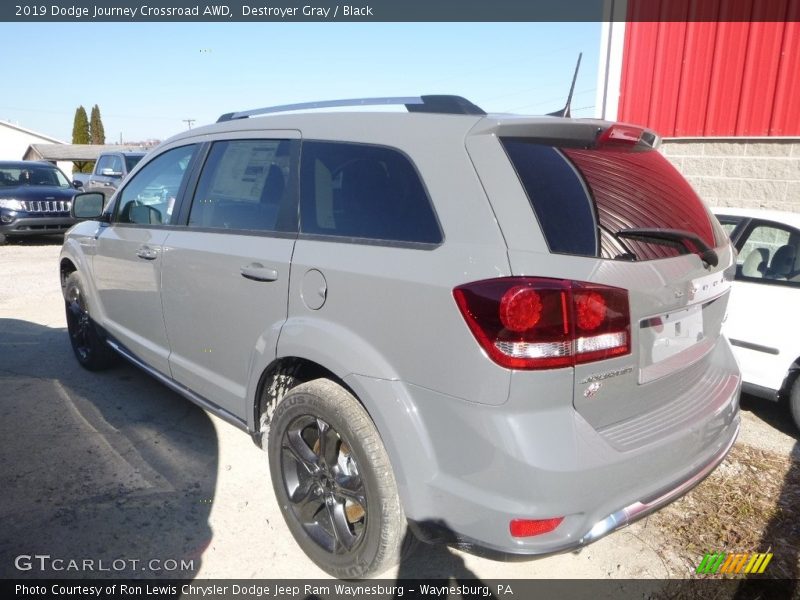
[0,161,82,244]
[714,207,800,431]
[61,95,741,578]
[82,151,145,199]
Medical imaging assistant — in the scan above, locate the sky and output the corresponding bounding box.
[1,22,600,143]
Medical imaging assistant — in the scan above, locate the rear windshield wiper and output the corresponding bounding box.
[616,228,719,268]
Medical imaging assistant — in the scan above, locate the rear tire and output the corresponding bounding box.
[0,233,7,245]
[267,378,408,579]
[790,376,800,433]
[64,272,116,371]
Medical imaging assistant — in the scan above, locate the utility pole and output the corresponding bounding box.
[183,119,196,130]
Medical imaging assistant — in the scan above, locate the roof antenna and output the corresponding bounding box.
[548,52,582,118]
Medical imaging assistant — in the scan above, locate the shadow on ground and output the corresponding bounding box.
[0,318,217,579]
[740,393,800,443]
[1,234,65,248]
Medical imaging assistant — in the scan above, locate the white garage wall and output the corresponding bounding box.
[0,121,74,179]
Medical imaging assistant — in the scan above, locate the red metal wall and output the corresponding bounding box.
[618,0,800,136]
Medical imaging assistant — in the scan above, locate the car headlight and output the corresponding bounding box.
[0,199,25,210]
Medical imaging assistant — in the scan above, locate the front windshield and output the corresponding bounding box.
[0,165,71,189]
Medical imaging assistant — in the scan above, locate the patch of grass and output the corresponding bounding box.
[649,443,800,580]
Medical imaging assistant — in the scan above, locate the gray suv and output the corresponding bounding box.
[61,96,741,578]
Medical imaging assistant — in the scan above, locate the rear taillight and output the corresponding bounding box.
[453,277,630,370]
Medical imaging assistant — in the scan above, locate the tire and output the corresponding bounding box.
[790,375,800,433]
[0,233,7,245]
[64,272,117,371]
[267,378,408,579]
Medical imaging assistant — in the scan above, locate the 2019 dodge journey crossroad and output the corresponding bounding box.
[60,95,741,578]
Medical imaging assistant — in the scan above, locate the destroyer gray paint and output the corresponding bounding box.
[60,109,741,557]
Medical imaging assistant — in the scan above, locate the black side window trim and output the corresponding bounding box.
[297,231,442,251]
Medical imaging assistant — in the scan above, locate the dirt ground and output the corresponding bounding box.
[1,237,798,584]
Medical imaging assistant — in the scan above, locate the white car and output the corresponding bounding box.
[714,207,800,430]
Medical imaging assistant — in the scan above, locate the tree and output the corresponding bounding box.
[72,106,89,144]
[90,104,105,145]
[72,106,91,173]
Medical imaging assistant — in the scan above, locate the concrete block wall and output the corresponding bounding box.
[660,138,800,213]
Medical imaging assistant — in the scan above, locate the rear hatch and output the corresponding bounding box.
[469,119,736,442]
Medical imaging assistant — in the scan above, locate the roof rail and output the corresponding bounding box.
[216,95,486,122]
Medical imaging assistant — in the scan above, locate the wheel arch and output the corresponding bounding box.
[251,356,357,445]
[251,355,435,521]
[59,257,78,293]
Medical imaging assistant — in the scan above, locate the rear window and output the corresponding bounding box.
[125,155,144,172]
[502,139,724,261]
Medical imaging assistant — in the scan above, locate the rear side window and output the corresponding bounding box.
[502,139,724,261]
[188,139,295,233]
[299,141,441,245]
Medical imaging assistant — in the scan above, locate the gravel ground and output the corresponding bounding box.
[1,237,797,583]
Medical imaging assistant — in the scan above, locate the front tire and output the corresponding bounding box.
[64,272,116,371]
[267,378,408,579]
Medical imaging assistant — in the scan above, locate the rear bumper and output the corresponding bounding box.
[411,417,739,558]
[355,336,741,557]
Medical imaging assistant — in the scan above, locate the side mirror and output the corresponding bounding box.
[71,192,106,220]
[72,180,84,189]
[100,168,123,178]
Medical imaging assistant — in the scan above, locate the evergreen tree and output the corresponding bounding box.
[90,104,105,144]
[72,106,92,173]
[72,106,89,144]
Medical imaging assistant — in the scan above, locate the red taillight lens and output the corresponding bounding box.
[453,277,630,370]
[499,286,543,332]
[596,123,644,147]
[509,517,564,538]
[574,290,606,331]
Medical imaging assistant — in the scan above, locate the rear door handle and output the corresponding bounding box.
[135,245,159,260]
[241,263,279,282]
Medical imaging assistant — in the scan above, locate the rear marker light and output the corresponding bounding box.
[454,277,631,370]
[510,517,564,538]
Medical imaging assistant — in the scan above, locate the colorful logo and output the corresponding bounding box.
[696,552,773,575]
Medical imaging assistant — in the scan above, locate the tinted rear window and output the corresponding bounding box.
[501,142,597,256]
[300,141,441,245]
[502,139,723,261]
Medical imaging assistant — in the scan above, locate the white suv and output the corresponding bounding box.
[715,207,800,430]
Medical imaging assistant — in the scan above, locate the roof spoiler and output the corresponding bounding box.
[547,53,582,119]
[217,95,486,122]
